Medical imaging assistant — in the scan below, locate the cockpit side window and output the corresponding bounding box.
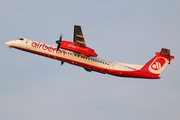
[19,38,24,40]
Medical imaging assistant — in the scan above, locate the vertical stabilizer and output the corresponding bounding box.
[140,48,174,75]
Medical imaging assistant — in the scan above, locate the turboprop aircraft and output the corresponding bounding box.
[5,25,174,79]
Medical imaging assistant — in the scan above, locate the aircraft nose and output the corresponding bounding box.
[5,41,14,48]
[5,41,10,46]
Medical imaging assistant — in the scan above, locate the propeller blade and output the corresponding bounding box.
[61,61,64,65]
[59,34,62,42]
[57,44,60,51]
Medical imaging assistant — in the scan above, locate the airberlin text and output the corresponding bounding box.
[31,42,65,55]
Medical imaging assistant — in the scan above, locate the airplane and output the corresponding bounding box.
[5,25,174,79]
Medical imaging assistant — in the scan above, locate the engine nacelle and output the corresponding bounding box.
[60,41,97,57]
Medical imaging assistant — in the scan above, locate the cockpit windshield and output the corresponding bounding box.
[18,38,24,40]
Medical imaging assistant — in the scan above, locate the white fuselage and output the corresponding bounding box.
[6,38,145,77]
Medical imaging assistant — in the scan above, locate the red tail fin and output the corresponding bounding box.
[140,48,174,75]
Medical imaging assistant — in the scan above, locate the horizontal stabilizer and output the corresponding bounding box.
[160,48,170,56]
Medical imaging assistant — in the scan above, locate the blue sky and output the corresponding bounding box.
[1,0,180,120]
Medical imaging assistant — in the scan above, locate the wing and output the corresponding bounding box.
[73,25,86,47]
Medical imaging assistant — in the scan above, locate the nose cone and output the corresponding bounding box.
[5,41,10,46]
[5,41,14,48]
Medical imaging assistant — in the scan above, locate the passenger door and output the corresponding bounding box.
[26,40,32,49]
[109,62,115,71]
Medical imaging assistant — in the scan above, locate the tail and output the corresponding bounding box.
[140,48,174,76]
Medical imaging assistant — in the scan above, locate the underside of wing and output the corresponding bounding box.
[73,25,86,47]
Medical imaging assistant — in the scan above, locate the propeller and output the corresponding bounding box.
[56,34,63,51]
[56,34,64,66]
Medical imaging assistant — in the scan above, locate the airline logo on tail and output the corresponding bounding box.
[148,57,169,74]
